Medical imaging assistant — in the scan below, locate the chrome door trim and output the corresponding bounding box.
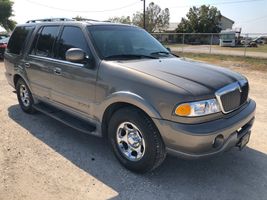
[29,54,84,68]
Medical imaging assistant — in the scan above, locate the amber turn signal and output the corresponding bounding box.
[175,103,191,116]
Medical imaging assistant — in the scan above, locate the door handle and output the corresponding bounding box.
[24,63,31,68]
[53,67,62,75]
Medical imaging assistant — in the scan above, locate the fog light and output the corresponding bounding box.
[213,135,224,148]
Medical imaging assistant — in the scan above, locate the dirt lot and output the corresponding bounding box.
[1,60,267,200]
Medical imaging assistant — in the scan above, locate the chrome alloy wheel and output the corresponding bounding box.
[19,84,30,107]
[116,122,145,161]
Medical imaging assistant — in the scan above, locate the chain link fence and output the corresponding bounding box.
[152,32,267,58]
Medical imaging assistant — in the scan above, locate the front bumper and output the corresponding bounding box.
[153,99,256,159]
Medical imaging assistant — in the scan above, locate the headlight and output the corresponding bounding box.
[175,99,221,117]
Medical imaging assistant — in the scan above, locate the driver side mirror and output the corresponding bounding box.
[65,48,88,63]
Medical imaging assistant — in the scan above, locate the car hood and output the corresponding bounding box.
[116,57,245,97]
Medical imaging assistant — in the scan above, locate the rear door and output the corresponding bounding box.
[25,25,61,99]
[50,26,97,116]
[4,26,35,86]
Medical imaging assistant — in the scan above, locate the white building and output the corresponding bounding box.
[219,16,235,30]
[165,22,179,32]
[159,15,234,33]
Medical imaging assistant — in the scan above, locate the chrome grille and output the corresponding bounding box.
[240,82,249,105]
[215,80,249,113]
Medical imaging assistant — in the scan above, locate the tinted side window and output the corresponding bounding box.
[57,26,90,60]
[32,26,60,57]
[30,28,42,55]
[7,26,34,55]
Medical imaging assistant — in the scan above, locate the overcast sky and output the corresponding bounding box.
[12,0,267,33]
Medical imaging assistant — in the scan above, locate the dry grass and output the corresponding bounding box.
[175,52,267,72]
[213,45,267,53]
[167,44,267,53]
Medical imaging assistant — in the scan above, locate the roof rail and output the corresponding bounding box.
[26,18,74,23]
[72,17,100,22]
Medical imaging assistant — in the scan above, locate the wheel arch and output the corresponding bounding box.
[13,73,31,90]
[13,73,38,104]
[100,91,161,137]
[13,74,23,87]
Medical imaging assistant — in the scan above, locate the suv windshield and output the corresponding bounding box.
[87,25,171,60]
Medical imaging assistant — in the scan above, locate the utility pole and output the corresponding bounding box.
[141,0,146,30]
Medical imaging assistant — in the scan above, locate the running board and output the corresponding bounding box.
[33,103,96,134]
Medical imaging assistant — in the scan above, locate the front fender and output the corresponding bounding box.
[96,91,162,121]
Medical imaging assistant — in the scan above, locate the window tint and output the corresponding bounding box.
[88,26,168,58]
[57,26,90,60]
[31,26,60,57]
[7,26,34,55]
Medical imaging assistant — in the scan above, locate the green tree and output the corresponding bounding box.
[176,5,222,33]
[108,16,131,24]
[132,2,170,32]
[0,0,16,31]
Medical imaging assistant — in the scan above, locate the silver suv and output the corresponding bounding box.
[4,18,256,173]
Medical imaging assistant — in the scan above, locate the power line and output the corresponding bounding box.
[23,0,140,13]
[240,14,267,23]
[169,0,266,8]
[22,0,266,13]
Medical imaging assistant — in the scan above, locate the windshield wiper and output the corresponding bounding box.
[150,51,170,56]
[104,54,158,60]
[150,51,178,58]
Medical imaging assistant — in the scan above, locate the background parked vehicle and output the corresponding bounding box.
[220,30,236,47]
[0,37,9,59]
[0,34,9,40]
[240,36,267,47]
[252,36,266,44]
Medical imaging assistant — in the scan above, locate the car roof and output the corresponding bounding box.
[17,19,138,29]
[0,37,9,43]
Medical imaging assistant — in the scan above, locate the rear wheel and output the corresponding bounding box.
[108,107,166,173]
[16,78,36,114]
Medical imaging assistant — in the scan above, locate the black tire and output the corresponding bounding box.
[16,78,36,114]
[108,107,166,173]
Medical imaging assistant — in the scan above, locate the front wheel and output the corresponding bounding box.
[16,78,36,114]
[108,107,166,173]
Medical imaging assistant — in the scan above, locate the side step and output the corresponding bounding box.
[33,103,96,134]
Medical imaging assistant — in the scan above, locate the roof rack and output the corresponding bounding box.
[72,17,101,22]
[26,18,74,23]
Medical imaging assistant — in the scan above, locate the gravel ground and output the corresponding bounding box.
[1,61,267,200]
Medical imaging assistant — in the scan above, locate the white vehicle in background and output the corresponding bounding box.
[220,30,236,47]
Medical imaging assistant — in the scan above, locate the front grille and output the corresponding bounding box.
[220,89,241,112]
[240,82,249,105]
[216,81,249,113]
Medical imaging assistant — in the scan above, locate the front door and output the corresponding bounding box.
[50,26,97,116]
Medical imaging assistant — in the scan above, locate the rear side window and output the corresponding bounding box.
[7,26,34,55]
[31,26,60,57]
[57,26,90,60]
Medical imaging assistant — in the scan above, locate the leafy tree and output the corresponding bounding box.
[132,2,170,32]
[0,0,16,31]
[176,5,222,33]
[108,16,131,24]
